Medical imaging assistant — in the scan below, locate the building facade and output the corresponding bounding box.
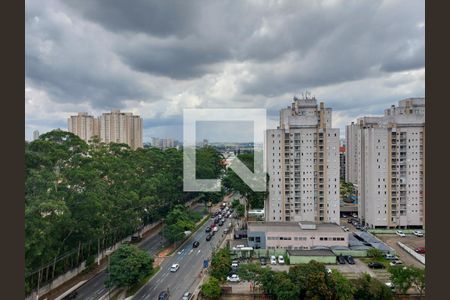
[99,110,143,150]
[345,98,425,229]
[265,96,340,224]
[247,222,348,250]
[68,110,143,149]
[32,130,40,141]
[67,112,99,143]
[339,146,346,180]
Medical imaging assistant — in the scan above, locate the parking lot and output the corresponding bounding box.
[376,234,425,269]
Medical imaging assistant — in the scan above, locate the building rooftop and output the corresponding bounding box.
[287,249,336,257]
[247,221,344,233]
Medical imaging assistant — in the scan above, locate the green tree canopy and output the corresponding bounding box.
[106,245,153,288]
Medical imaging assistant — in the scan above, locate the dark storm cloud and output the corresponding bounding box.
[25,0,424,141]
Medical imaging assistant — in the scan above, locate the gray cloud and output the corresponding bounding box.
[25,0,425,142]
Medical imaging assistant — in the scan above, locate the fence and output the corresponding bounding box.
[25,221,161,300]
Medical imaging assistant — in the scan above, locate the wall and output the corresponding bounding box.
[26,221,162,300]
[288,255,337,265]
[331,249,367,257]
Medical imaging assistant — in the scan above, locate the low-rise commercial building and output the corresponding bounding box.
[247,221,348,250]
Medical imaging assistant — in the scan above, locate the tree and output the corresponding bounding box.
[410,267,425,296]
[388,266,415,294]
[210,248,231,281]
[201,277,222,299]
[353,273,393,300]
[289,260,333,299]
[106,245,153,288]
[330,271,354,300]
[273,271,299,300]
[237,263,264,289]
[367,248,384,259]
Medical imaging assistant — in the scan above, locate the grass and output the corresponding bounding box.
[125,266,161,297]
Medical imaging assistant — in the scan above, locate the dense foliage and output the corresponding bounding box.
[222,153,267,213]
[201,276,222,299]
[210,248,232,281]
[234,261,392,300]
[25,130,224,293]
[106,245,153,288]
[388,266,425,295]
[162,204,202,243]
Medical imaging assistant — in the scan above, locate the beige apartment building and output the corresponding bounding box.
[68,110,143,149]
[99,110,143,150]
[266,96,340,224]
[67,112,99,143]
[346,98,425,229]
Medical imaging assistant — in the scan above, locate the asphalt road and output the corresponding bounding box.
[133,216,230,300]
[74,230,169,300]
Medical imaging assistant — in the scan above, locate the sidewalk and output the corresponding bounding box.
[39,222,163,300]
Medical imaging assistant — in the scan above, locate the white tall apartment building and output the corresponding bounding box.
[346,98,425,229]
[99,110,143,150]
[67,112,99,143]
[32,130,40,141]
[266,96,340,224]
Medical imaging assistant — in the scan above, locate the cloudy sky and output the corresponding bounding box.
[25,0,424,143]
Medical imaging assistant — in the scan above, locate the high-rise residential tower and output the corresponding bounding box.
[265,96,340,224]
[99,110,143,150]
[32,130,40,141]
[346,98,425,229]
[67,112,99,143]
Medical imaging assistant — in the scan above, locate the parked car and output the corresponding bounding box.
[131,234,142,243]
[219,220,224,226]
[260,257,267,266]
[231,261,239,268]
[390,259,403,266]
[224,228,230,234]
[206,234,212,241]
[170,263,180,272]
[337,255,346,264]
[368,262,385,269]
[385,282,396,291]
[396,230,406,237]
[61,291,78,300]
[158,291,169,300]
[326,268,332,274]
[343,227,350,232]
[415,247,426,254]
[385,254,399,260]
[345,255,355,264]
[270,255,277,265]
[413,230,424,237]
[278,255,285,264]
[227,274,240,282]
[192,241,200,248]
[347,219,353,224]
[182,292,192,300]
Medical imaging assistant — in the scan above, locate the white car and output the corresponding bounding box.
[326,268,332,274]
[413,230,424,237]
[270,255,277,265]
[213,226,218,232]
[389,259,403,266]
[226,274,240,282]
[231,261,239,268]
[396,230,406,237]
[182,292,192,300]
[278,255,285,264]
[170,263,180,272]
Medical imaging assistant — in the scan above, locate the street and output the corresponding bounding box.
[133,216,229,300]
[73,230,169,300]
